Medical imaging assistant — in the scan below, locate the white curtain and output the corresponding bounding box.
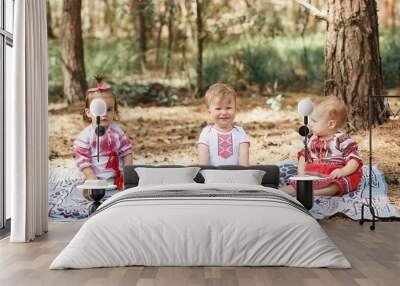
[7,0,48,242]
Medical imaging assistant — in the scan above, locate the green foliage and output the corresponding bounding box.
[48,39,63,100]
[203,33,400,91]
[84,39,141,81]
[203,34,324,90]
[238,44,293,86]
[380,34,400,88]
[48,38,142,99]
[284,44,324,85]
[266,93,285,111]
[203,58,232,87]
[49,32,400,102]
[112,82,178,106]
[265,12,285,37]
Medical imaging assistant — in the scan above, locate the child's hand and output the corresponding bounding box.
[297,156,306,176]
[82,167,98,181]
[329,169,347,179]
[86,174,98,180]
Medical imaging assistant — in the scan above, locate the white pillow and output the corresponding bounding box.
[200,169,266,185]
[136,167,201,186]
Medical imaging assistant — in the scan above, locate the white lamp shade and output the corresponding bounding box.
[90,98,107,117]
[298,99,314,116]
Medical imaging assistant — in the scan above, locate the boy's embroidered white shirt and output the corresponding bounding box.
[198,125,250,166]
[73,122,132,179]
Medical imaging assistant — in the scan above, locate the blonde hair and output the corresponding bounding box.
[82,75,120,123]
[204,83,237,108]
[317,96,348,129]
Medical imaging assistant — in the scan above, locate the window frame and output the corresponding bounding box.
[0,0,13,233]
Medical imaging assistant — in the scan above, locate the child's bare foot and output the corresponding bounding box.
[279,185,296,196]
[313,184,340,196]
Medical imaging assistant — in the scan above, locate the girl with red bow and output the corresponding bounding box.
[73,76,133,200]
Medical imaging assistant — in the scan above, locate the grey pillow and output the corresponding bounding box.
[200,169,266,185]
[136,167,201,186]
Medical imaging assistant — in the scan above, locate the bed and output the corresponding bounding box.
[50,165,350,269]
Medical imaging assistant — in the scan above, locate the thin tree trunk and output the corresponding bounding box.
[195,0,204,97]
[382,0,396,29]
[181,36,193,99]
[300,9,310,82]
[308,0,324,32]
[325,0,386,130]
[178,0,194,98]
[292,2,303,34]
[164,1,174,77]
[131,0,147,69]
[87,0,96,38]
[61,0,87,105]
[105,0,116,36]
[155,2,167,65]
[183,0,195,45]
[391,0,397,30]
[47,0,55,39]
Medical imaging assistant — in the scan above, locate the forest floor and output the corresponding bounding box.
[49,92,400,210]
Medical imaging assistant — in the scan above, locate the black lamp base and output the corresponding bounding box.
[298,125,310,137]
[89,201,102,215]
[296,180,313,210]
[95,126,106,136]
[88,189,106,215]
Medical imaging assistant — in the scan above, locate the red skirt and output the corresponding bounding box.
[290,162,363,196]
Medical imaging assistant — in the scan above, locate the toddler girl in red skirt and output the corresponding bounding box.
[281,96,363,196]
[73,76,133,200]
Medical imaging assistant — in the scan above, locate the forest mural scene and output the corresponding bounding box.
[47,0,400,212]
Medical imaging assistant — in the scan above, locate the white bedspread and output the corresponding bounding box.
[50,183,350,269]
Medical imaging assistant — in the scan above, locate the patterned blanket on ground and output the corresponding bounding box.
[278,161,400,220]
[48,169,116,221]
[49,163,400,221]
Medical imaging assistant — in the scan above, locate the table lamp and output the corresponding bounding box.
[298,99,314,162]
[90,98,107,162]
[295,99,315,210]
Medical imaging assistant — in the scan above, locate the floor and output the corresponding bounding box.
[0,220,399,286]
[0,219,10,239]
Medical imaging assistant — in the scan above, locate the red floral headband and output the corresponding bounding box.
[88,82,111,92]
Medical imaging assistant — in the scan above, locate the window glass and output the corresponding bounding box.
[5,43,12,219]
[0,1,2,29]
[5,0,14,33]
[0,38,3,228]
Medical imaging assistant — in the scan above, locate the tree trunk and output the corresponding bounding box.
[61,0,87,105]
[292,2,303,34]
[178,0,194,98]
[181,36,193,99]
[155,2,167,65]
[300,9,310,83]
[86,0,96,38]
[131,0,147,68]
[382,0,396,30]
[47,0,55,39]
[195,0,204,97]
[105,0,116,36]
[325,0,386,130]
[183,0,195,46]
[164,1,174,77]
